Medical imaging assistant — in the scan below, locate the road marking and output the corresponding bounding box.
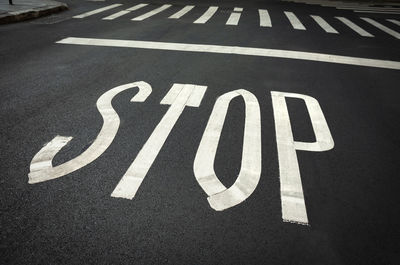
[102,4,148,20]
[194,6,218,24]
[28,82,152,184]
[258,9,272,27]
[73,4,123,18]
[168,5,194,19]
[338,7,400,11]
[194,90,261,211]
[387,19,400,26]
[111,84,207,199]
[354,10,400,14]
[361,17,400,39]
[102,10,130,20]
[226,7,242,25]
[284,11,306,30]
[271,91,334,225]
[132,4,172,21]
[186,86,208,107]
[57,37,400,70]
[310,15,338,33]
[126,3,149,11]
[335,17,374,37]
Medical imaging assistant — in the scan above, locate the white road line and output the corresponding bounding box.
[361,17,400,39]
[387,19,400,26]
[194,90,261,211]
[126,3,148,11]
[271,91,334,225]
[284,11,306,30]
[56,37,400,70]
[28,82,152,184]
[338,7,400,11]
[132,4,172,21]
[111,84,207,199]
[226,7,242,25]
[102,3,149,19]
[354,10,400,14]
[310,15,338,33]
[336,17,374,37]
[259,9,272,27]
[194,6,218,24]
[102,10,130,20]
[168,5,194,19]
[73,4,123,18]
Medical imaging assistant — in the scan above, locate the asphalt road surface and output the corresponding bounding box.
[1,0,400,264]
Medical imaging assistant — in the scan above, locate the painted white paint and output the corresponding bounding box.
[226,7,242,25]
[131,4,172,21]
[102,10,131,20]
[271,91,334,225]
[57,37,400,70]
[387,19,400,26]
[102,4,148,20]
[73,4,123,18]
[354,10,400,14]
[259,9,272,27]
[126,3,149,12]
[168,5,195,19]
[310,15,338,33]
[194,90,261,211]
[28,82,152,184]
[194,6,218,24]
[111,84,207,199]
[335,17,374,37]
[361,17,400,39]
[284,11,306,30]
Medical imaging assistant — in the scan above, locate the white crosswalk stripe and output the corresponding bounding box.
[259,9,272,27]
[126,3,149,11]
[102,4,149,20]
[354,10,400,14]
[194,6,218,24]
[387,19,400,27]
[73,4,123,18]
[336,17,374,37]
[102,10,131,20]
[283,0,400,14]
[226,7,242,25]
[311,15,338,33]
[284,11,306,30]
[132,4,172,21]
[168,5,195,19]
[361,17,400,39]
[338,7,400,11]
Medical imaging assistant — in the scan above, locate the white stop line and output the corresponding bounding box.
[29,81,334,226]
[56,37,400,70]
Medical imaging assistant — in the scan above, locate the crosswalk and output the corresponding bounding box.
[310,15,338,34]
[282,0,400,15]
[284,11,306,30]
[168,5,194,19]
[73,3,400,40]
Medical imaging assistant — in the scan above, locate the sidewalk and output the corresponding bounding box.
[0,0,68,24]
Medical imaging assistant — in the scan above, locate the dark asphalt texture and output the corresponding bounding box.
[1,0,400,264]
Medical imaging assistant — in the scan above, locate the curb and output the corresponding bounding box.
[0,2,68,25]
